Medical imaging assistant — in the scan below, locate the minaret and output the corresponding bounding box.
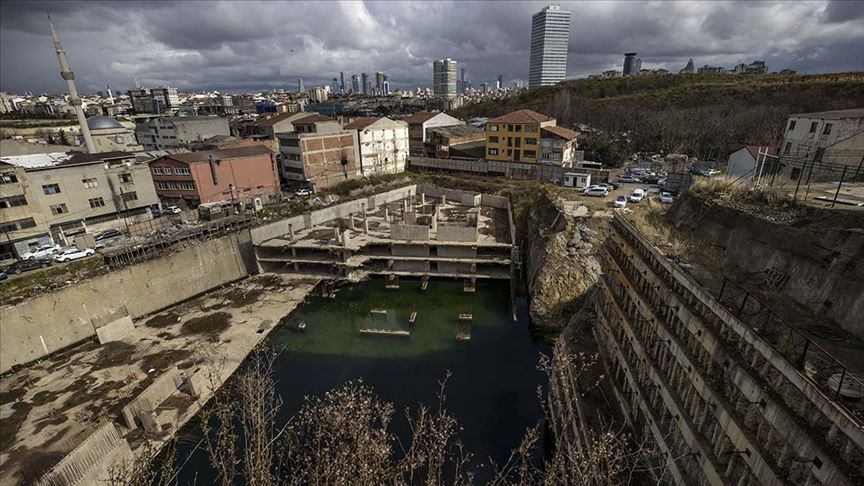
[107,84,114,104]
[48,14,95,153]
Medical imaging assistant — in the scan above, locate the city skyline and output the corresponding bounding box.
[1,0,863,94]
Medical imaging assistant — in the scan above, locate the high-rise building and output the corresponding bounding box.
[528,4,571,88]
[298,77,305,93]
[459,67,466,93]
[340,72,346,93]
[382,80,390,96]
[433,58,457,98]
[331,77,340,94]
[634,58,642,75]
[361,72,369,95]
[496,74,503,90]
[623,53,638,76]
[351,74,360,94]
[375,71,386,95]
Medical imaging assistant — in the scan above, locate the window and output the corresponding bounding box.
[0,195,28,208]
[823,123,833,135]
[42,183,61,195]
[784,142,792,155]
[515,125,522,132]
[0,172,18,184]
[179,182,196,191]
[121,192,138,202]
[174,167,191,175]
[49,203,68,215]
[118,173,133,183]
[525,137,537,145]
[0,217,36,233]
[809,121,818,133]
[787,120,796,132]
[156,182,172,190]
[488,124,499,132]
[515,138,521,148]
[152,167,164,175]
[507,124,514,131]
[488,136,499,143]
[487,148,498,155]
[162,167,174,175]
[524,150,537,159]
[82,178,99,188]
[525,124,538,132]
[88,197,105,208]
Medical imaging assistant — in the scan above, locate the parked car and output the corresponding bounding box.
[295,188,312,197]
[6,258,52,274]
[657,177,667,188]
[54,247,96,262]
[21,244,61,260]
[659,192,675,204]
[629,189,646,203]
[582,184,605,193]
[584,186,609,197]
[95,229,122,241]
[162,205,182,215]
[618,175,642,183]
[613,195,628,208]
[601,181,621,190]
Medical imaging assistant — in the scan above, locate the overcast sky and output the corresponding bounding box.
[1,0,862,95]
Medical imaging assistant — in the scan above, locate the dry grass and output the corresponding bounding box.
[688,177,797,208]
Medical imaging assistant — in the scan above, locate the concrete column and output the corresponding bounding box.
[334,227,341,242]
[361,202,366,214]
[291,247,297,257]
[342,230,350,247]
[403,199,409,213]
[347,214,355,230]
[421,193,426,205]
[431,212,437,232]
[288,223,295,240]
[363,218,369,234]
[441,194,446,205]
[384,207,389,222]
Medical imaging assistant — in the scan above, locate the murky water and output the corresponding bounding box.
[171,278,548,483]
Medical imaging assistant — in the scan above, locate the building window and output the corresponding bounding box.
[507,124,514,131]
[0,217,36,232]
[809,121,818,133]
[175,167,191,175]
[823,123,833,135]
[49,203,68,215]
[515,125,522,132]
[157,182,171,190]
[152,167,164,175]
[121,192,138,202]
[488,124,499,132]
[0,195,28,208]
[1,172,19,184]
[488,148,498,155]
[82,178,99,188]
[119,173,133,183]
[88,197,105,208]
[525,124,538,132]
[524,150,537,159]
[784,142,792,155]
[179,182,196,191]
[42,183,61,195]
[525,137,537,145]
[787,120,796,132]
[488,136,498,143]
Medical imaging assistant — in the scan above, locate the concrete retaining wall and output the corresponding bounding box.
[438,246,477,258]
[95,315,135,344]
[437,224,478,242]
[391,224,429,241]
[0,231,255,373]
[121,367,183,430]
[393,245,429,257]
[35,422,131,486]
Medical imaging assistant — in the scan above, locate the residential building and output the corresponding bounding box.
[234,112,308,143]
[86,116,143,152]
[697,64,726,74]
[127,87,179,114]
[0,151,160,250]
[351,74,360,94]
[623,52,638,76]
[310,86,329,103]
[149,144,279,209]
[404,111,465,157]
[539,125,580,166]
[780,109,864,181]
[528,4,571,88]
[344,117,409,176]
[484,109,557,163]
[276,114,360,190]
[135,116,231,151]
[0,92,13,114]
[433,59,457,98]
[0,161,51,260]
[425,124,486,158]
[298,77,305,93]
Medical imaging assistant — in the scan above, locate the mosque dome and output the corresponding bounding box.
[86,116,124,130]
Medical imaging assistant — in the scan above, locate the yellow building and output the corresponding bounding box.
[485,110,557,163]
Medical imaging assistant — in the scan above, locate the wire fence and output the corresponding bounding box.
[716,276,864,421]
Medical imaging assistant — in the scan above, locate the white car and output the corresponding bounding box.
[21,244,61,260]
[295,188,312,197]
[659,192,674,204]
[618,175,642,183]
[629,189,646,203]
[584,186,609,197]
[613,195,628,208]
[54,247,96,262]
[162,205,182,215]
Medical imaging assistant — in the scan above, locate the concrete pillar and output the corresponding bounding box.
[361,202,366,214]
[384,207,389,222]
[441,194,446,205]
[342,230,350,247]
[363,218,369,234]
[293,262,299,271]
[291,247,297,257]
[421,193,426,205]
[403,199,409,213]
[334,227,340,242]
[431,212,437,232]
[288,223,295,240]
[347,214,355,230]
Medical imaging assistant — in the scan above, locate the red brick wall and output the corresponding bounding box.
[299,133,359,190]
[191,153,280,204]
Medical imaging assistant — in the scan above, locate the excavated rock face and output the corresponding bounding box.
[523,192,607,330]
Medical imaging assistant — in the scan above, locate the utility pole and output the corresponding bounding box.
[831,166,847,208]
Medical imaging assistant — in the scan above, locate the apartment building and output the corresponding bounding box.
[344,117,409,176]
[780,109,864,181]
[425,125,486,158]
[275,114,360,191]
[529,5,571,87]
[149,144,279,209]
[135,116,231,151]
[484,109,557,163]
[0,151,160,253]
[539,125,580,166]
[404,111,464,157]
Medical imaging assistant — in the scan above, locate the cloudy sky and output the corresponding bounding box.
[1,0,862,95]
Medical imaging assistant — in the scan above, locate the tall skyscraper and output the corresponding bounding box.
[298,77,305,93]
[47,14,94,152]
[375,71,386,95]
[459,67,466,93]
[340,72,346,93]
[496,74,503,89]
[351,74,360,94]
[361,72,369,95]
[433,58,457,98]
[331,77,340,94]
[623,53,638,76]
[528,4,571,88]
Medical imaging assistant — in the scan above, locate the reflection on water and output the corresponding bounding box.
[173,278,548,483]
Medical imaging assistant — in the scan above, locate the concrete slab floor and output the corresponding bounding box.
[0,275,317,485]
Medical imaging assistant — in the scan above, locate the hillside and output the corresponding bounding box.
[454,73,864,160]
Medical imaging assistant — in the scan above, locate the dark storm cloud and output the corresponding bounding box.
[1,0,862,94]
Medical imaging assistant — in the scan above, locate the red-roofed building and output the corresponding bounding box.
[149,143,279,209]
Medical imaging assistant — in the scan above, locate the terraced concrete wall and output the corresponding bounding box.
[0,231,255,373]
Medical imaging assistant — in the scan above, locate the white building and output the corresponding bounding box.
[528,4,571,88]
[344,117,409,176]
[780,109,864,181]
[433,59,458,98]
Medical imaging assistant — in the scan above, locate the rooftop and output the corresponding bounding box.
[0,150,135,170]
[160,144,272,164]
[541,125,580,140]
[293,114,334,124]
[789,108,864,120]
[86,116,125,130]
[344,117,381,130]
[404,111,439,124]
[252,112,305,127]
[489,109,554,124]
[427,124,485,138]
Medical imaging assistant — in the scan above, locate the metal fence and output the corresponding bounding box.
[716,276,864,412]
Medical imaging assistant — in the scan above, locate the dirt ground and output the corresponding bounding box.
[0,275,317,485]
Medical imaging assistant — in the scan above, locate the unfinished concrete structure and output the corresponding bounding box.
[594,213,863,485]
[251,184,515,285]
